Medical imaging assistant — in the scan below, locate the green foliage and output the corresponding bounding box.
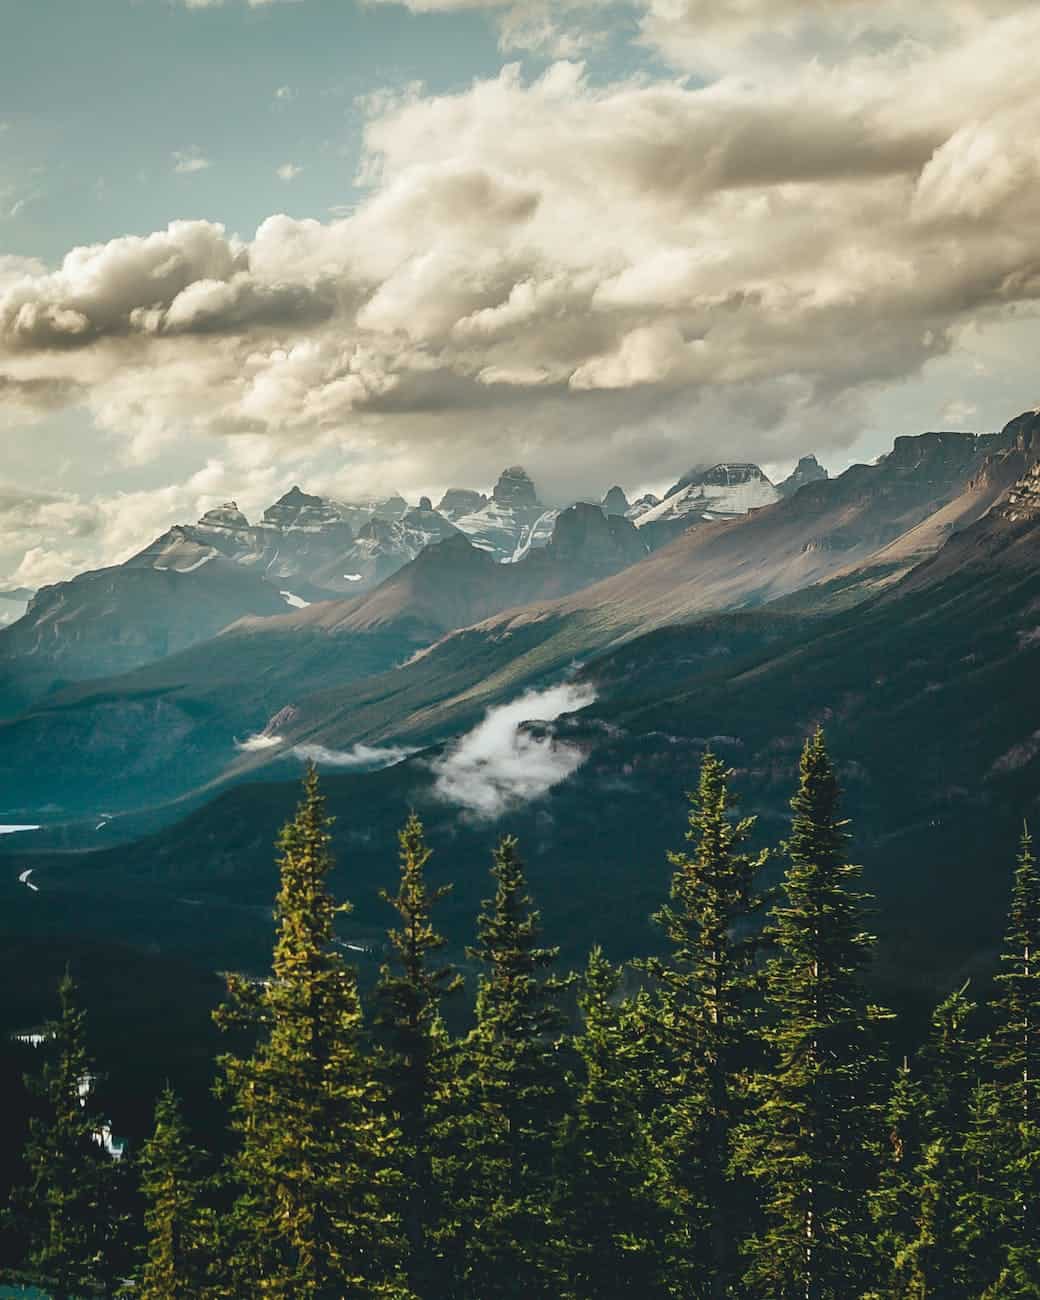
[879,986,981,1299]
[554,947,677,1299]
[446,835,572,1299]
[967,825,1040,1296]
[734,729,890,1300]
[214,766,406,1298]
[138,1085,216,1299]
[374,812,461,1297]
[9,741,1040,1300]
[643,750,769,1297]
[11,973,124,1300]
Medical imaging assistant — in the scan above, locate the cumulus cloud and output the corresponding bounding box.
[0,442,302,588]
[4,5,1040,506]
[433,682,596,818]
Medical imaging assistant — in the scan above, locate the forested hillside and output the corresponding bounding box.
[2,749,1036,1298]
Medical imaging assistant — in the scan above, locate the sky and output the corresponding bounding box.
[2,0,1040,588]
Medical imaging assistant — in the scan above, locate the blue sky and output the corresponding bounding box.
[1,0,504,262]
[1,0,1039,586]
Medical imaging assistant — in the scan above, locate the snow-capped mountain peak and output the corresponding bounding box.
[636,463,779,531]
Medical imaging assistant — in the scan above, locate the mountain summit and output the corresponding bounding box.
[778,454,828,498]
[492,466,540,508]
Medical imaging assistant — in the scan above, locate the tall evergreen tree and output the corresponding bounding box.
[450,835,570,1300]
[374,812,461,1297]
[973,825,1040,1296]
[12,972,121,1300]
[734,729,889,1300]
[870,1060,927,1298]
[554,947,676,1299]
[992,826,1040,1118]
[214,766,405,1298]
[885,985,980,1300]
[138,1085,216,1299]
[645,751,769,1298]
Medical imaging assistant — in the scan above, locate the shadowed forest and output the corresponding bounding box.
[2,733,1037,1300]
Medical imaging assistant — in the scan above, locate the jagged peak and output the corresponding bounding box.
[271,485,326,509]
[602,485,630,516]
[665,461,772,500]
[196,501,250,529]
[493,465,540,507]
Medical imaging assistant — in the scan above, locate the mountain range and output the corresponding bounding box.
[0,454,814,702]
[1,410,1037,1020]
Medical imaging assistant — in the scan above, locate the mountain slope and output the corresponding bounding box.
[0,505,649,818]
[14,446,1040,1009]
[270,421,1019,758]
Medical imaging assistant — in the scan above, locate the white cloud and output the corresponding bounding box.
[276,162,304,182]
[293,742,418,768]
[236,732,284,751]
[433,682,596,818]
[173,150,212,174]
[2,7,1040,508]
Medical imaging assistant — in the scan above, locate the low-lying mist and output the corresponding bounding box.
[432,682,597,820]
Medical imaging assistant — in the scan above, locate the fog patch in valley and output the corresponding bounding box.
[432,682,597,819]
[292,742,418,770]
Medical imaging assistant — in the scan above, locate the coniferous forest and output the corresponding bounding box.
[3,732,1037,1299]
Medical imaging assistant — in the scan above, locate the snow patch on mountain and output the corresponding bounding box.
[636,463,779,528]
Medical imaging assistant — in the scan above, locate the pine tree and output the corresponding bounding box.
[374,812,461,1298]
[214,766,405,1298]
[13,972,121,1300]
[554,947,676,1299]
[973,825,1040,1296]
[993,825,1040,1127]
[644,751,768,1298]
[734,729,889,1300]
[138,1085,216,1299]
[870,1060,927,1299]
[887,985,981,1300]
[450,835,571,1300]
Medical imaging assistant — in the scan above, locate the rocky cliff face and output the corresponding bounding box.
[252,488,358,589]
[336,505,462,594]
[492,466,539,507]
[778,455,828,498]
[453,467,559,562]
[602,486,630,516]
[635,462,780,549]
[436,488,488,519]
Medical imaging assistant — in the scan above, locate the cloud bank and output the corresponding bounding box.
[4,1,1040,572]
[433,682,596,818]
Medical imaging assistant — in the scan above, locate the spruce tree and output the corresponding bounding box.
[214,766,405,1298]
[974,825,1040,1296]
[645,751,768,1298]
[870,1060,927,1298]
[887,985,980,1300]
[993,825,1040,1127]
[138,1085,216,1299]
[13,972,120,1300]
[554,947,676,1300]
[374,811,461,1297]
[450,835,570,1300]
[734,729,889,1300]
